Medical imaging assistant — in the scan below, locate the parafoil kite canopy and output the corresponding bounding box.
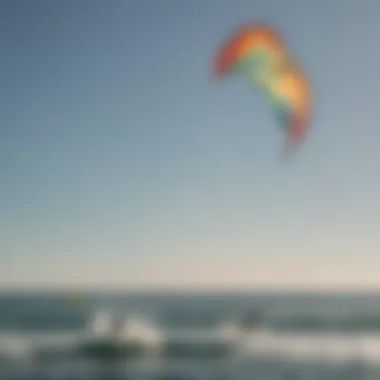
[211,22,311,153]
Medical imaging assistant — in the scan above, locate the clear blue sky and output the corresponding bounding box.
[1,0,379,290]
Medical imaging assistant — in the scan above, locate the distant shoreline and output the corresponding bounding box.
[1,287,380,297]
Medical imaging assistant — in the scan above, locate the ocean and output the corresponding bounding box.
[1,292,380,379]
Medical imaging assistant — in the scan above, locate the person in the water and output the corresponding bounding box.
[109,313,126,341]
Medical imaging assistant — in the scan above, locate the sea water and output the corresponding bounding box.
[1,292,380,379]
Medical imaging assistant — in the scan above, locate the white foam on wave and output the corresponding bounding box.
[87,309,164,345]
[214,319,380,364]
[233,328,380,364]
[0,330,81,360]
[120,315,164,345]
[3,311,380,366]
